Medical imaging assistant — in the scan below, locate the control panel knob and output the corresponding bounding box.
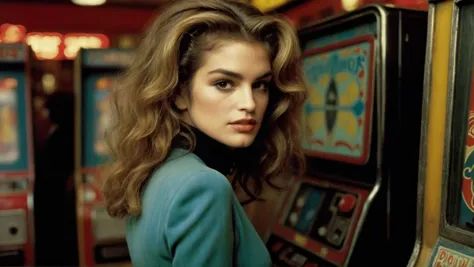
[338,194,356,213]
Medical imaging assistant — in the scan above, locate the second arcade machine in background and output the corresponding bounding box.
[410,0,474,266]
[0,43,35,266]
[75,48,134,266]
[266,5,428,267]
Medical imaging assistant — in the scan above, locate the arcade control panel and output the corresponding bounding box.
[0,43,34,266]
[266,4,428,267]
[267,178,367,267]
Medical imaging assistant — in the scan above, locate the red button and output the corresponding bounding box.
[338,194,356,213]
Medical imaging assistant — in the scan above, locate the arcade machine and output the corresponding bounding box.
[265,5,428,267]
[74,48,134,266]
[409,0,474,266]
[0,44,35,266]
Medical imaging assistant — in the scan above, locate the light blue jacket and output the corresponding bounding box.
[126,149,272,267]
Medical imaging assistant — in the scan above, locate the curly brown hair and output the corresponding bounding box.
[102,0,307,218]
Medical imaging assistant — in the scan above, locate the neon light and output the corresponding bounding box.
[24,32,109,60]
[0,24,27,44]
[26,32,62,60]
[63,33,109,59]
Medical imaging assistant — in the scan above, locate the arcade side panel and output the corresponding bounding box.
[0,44,35,266]
[265,5,427,267]
[423,1,474,265]
[75,48,134,266]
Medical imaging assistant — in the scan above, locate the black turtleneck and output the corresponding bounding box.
[174,126,235,176]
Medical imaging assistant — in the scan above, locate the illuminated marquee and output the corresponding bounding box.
[0,24,110,60]
[26,32,109,60]
[25,32,62,60]
[63,34,109,59]
[0,24,27,44]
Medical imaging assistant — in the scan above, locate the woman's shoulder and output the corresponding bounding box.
[155,148,229,182]
[142,148,233,204]
[127,149,235,265]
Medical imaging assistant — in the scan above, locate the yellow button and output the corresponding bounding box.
[294,233,308,246]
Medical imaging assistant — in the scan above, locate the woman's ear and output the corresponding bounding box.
[174,94,188,111]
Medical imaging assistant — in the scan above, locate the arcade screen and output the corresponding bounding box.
[83,75,115,168]
[0,77,19,164]
[458,70,474,232]
[301,36,374,165]
[284,182,358,250]
[441,6,474,240]
[0,73,27,172]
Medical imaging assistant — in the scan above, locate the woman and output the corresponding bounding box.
[102,0,307,266]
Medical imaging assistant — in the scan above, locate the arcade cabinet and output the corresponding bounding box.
[409,0,474,266]
[74,48,134,266]
[0,43,35,266]
[265,5,428,267]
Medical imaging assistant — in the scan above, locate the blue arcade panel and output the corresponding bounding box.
[0,44,29,173]
[82,74,115,167]
[81,49,133,168]
[285,186,324,235]
[301,23,376,165]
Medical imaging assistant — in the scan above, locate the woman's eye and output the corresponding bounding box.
[215,81,233,90]
[254,81,269,91]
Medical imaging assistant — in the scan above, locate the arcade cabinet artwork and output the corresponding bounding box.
[93,77,113,156]
[301,36,373,164]
[459,106,474,237]
[410,1,474,266]
[0,78,19,163]
[265,5,428,267]
[75,48,134,266]
[0,44,35,266]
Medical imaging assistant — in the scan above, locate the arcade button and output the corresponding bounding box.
[297,198,305,208]
[318,226,327,237]
[84,188,97,203]
[10,181,19,191]
[289,212,299,226]
[338,194,356,213]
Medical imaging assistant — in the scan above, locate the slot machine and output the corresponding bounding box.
[75,48,134,266]
[265,5,428,267]
[0,44,35,266]
[409,0,474,266]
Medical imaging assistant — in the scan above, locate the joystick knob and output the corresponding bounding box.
[338,194,356,213]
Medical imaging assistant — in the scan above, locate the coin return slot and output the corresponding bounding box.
[9,226,18,235]
[0,210,27,246]
[0,180,28,193]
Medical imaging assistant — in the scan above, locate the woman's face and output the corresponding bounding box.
[179,40,271,148]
